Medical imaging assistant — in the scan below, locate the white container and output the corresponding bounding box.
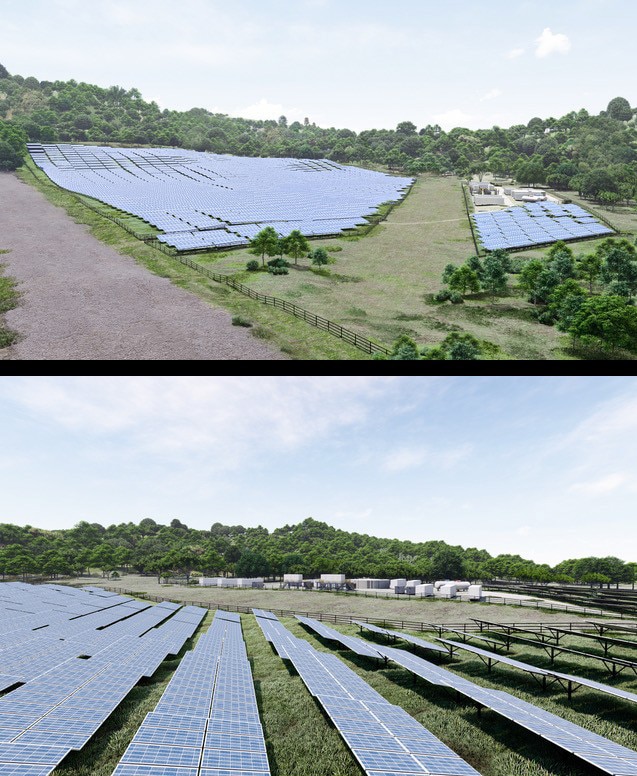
[390,579,407,589]
[416,584,434,597]
[284,574,303,583]
[218,578,237,587]
[406,580,422,588]
[320,574,346,584]
[434,580,451,590]
[439,584,457,598]
[454,581,470,592]
[468,584,482,600]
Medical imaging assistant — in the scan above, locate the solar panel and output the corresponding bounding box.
[28,144,414,252]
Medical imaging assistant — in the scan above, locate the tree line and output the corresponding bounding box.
[0,517,633,587]
[0,63,636,204]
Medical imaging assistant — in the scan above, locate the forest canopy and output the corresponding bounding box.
[0,517,633,586]
[0,63,635,198]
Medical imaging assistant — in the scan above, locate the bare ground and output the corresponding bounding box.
[73,575,592,625]
[0,173,286,361]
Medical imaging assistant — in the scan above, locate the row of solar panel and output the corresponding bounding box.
[0,585,207,776]
[256,610,482,776]
[112,611,271,776]
[296,616,637,776]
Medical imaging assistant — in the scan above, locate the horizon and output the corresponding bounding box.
[1,0,635,132]
[1,376,636,567]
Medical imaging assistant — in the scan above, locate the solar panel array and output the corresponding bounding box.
[438,637,637,707]
[112,610,271,776]
[367,640,637,776]
[0,583,206,776]
[472,202,613,251]
[28,144,414,252]
[255,610,483,776]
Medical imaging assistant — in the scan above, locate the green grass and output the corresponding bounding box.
[17,163,368,361]
[0,258,21,350]
[196,176,571,359]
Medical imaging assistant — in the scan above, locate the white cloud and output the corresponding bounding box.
[569,473,627,496]
[535,28,571,58]
[480,89,502,102]
[381,443,472,472]
[0,376,396,468]
[382,447,428,472]
[506,48,525,60]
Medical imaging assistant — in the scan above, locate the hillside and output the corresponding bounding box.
[0,62,636,199]
[0,517,633,585]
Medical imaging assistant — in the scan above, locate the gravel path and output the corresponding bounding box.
[0,173,286,361]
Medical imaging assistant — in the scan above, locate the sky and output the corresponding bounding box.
[0,376,636,567]
[0,0,635,131]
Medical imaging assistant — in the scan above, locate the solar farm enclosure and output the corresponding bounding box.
[472,202,613,251]
[28,145,414,252]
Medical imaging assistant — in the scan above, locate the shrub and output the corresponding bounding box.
[232,315,253,328]
[246,260,260,272]
[450,292,464,304]
[435,290,452,303]
[268,266,289,275]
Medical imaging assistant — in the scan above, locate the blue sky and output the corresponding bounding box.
[0,376,635,566]
[0,0,634,131]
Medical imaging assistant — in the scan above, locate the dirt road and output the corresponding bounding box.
[0,173,286,361]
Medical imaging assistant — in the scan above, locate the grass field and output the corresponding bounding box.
[195,176,570,360]
[19,161,637,360]
[71,575,591,625]
[49,600,637,776]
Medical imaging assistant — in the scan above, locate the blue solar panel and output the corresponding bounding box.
[0,766,57,776]
[200,750,270,771]
[473,202,613,252]
[120,744,202,768]
[112,767,199,776]
[28,144,414,252]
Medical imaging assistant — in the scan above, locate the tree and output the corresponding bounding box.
[448,266,481,297]
[519,260,546,305]
[607,97,633,122]
[250,227,280,267]
[444,333,482,360]
[430,546,465,581]
[421,333,483,360]
[396,121,417,135]
[236,549,270,578]
[0,64,9,79]
[482,251,511,298]
[375,334,420,361]
[282,230,310,266]
[559,295,637,354]
[311,247,329,268]
[578,253,603,294]
[0,120,27,171]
